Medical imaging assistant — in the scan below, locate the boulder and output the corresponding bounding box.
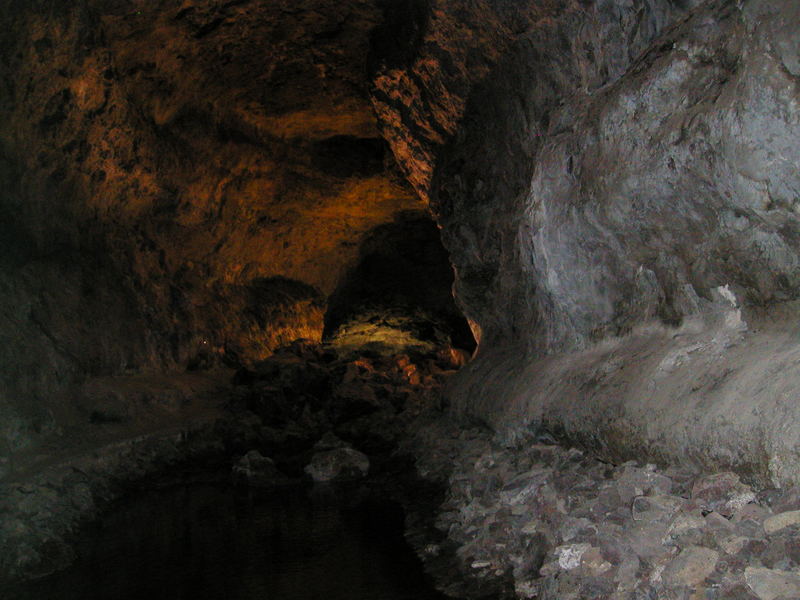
[232,450,289,487]
[745,567,800,600]
[304,447,369,482]
[661,546,719,588]
[764,511,800,536]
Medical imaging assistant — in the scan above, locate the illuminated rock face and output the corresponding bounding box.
[375,0,800,483]
[0,0,428,454]
[3,0,800,487]
[324,211,476,355]
[370,0,558,201]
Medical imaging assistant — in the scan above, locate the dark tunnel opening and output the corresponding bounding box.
[322,210,476,356]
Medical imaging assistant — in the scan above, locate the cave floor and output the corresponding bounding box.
[3,345,800,600]
[405,417,800,600]
[0,342,460,584]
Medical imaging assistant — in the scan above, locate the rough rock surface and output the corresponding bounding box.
[403,419,800,599]
[0,0,442,459]
[373,0,800,483]
[6,0,798,495]
[3,0,800,593]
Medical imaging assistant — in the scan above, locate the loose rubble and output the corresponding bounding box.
[403,419,800,600]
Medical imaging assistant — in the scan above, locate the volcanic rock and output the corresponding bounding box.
[304,447,370,482]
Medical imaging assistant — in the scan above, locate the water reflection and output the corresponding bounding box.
[7,481,448,600]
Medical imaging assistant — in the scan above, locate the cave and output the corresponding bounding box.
[2,1,800,598]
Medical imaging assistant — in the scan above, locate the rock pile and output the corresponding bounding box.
[226,340,461,470]
[405,422,800,600]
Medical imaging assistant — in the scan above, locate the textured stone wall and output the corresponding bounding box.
[0,0,424,456]
[374,0,800,484]
[4,0,800,485]
[434,0,800,355]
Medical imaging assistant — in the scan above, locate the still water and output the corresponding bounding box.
[6,481,448,600]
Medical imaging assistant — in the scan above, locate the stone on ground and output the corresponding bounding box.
[661,545,719,588]
[745,567,800,600]
[304,447,370,482]
[232,450,289,487]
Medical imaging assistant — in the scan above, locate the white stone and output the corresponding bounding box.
[556,543,591,570]
[763,510,800,535]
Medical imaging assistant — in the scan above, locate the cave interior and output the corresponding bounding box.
[2,0,800,598]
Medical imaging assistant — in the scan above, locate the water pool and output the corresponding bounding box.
[4,480,449,600]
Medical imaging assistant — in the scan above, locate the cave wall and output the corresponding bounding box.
[4,0,800,486]
[374,0,800,484]
[0,0,426,456]
[432,0,800,355]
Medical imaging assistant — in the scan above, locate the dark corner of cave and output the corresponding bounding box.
[2,1,800,599]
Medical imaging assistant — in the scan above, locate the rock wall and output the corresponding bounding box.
[0,0,428,457]
[370,0,556,201]
[375,0,800,484]
[435,0,800,354]
[4,0,800,487]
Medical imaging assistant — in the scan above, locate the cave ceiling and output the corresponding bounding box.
[0,0,440,374]
[4,0,425,293]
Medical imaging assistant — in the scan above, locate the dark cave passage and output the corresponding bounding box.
[323,210,476,356]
